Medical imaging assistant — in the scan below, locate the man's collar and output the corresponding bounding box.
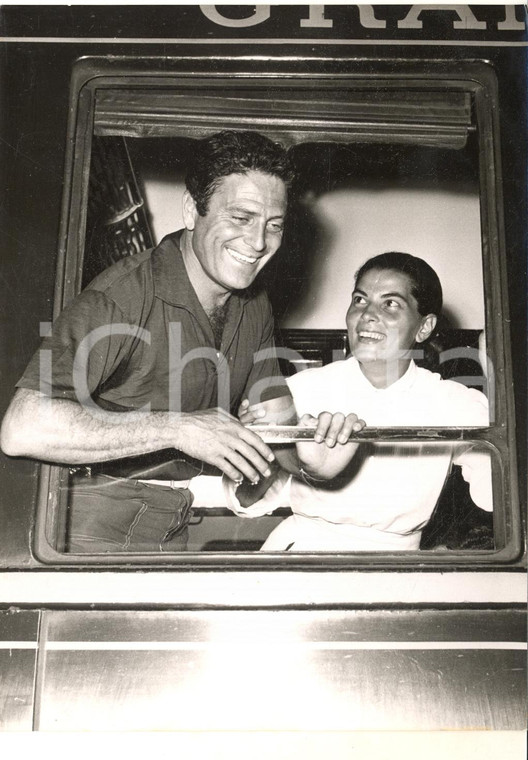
[151,231,200,309]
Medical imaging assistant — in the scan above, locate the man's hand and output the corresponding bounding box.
[174,408,276,484]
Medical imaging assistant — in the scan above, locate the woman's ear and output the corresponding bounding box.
[182,190,198,231]
[415,314,437,343]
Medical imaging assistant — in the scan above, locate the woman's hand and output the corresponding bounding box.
[296,411,366,480]
[237,398,366,481]
[237,396,297,426]
[301,411,365,446]
[238,398,264,425]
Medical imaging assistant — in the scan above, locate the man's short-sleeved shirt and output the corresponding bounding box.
[17,231,289,478]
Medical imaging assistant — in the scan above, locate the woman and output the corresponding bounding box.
[239,251,492,551]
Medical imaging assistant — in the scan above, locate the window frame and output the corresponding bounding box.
[33,56,521,567]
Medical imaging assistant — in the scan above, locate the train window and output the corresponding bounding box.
[33,59,520,564]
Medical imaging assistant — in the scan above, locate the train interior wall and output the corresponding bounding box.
[127,138,484,332]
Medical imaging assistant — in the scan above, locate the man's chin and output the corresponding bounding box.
[219,269,258,292]
[230,276,258,292]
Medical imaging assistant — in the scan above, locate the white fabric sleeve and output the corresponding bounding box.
[453,446,493,512]
[188,475,230,507]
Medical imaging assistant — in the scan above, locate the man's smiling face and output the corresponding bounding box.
[183,170,287,297]
[346,268,435,373]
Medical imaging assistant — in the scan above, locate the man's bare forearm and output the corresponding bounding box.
[0,388,277,483]
[0,389,178,463]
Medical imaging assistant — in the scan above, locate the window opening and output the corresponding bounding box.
[32,65,518,564]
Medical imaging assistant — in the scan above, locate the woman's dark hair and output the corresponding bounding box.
[186,130,294,216]
[355,251,443,317]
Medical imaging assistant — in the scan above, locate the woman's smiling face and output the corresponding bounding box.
[346,267,436,384]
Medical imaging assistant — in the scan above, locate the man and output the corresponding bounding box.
[1,131,299,552]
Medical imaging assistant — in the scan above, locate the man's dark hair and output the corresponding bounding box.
[355,251,443,317]
[186,130,294,216]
